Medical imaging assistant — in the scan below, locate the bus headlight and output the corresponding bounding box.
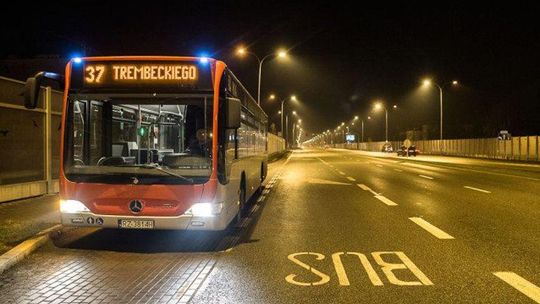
[187,203,223,217]
[60,199,90,213]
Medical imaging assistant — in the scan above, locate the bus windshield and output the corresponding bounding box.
[64,95,214,184]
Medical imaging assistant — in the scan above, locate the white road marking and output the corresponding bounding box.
[418,175,434,180]
[357,184,371,191]
[393,168,403,172]
[375,164,383,168]
[308,178,351,186]
[374,195,398,206]
[493,272,540,303]
[338,171,346,175]
[347,177,356,181]
[356,184,379,196]
[464,186,491,193]
[409,217,454,239]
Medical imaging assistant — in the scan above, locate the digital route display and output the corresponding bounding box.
[70,60,214,93]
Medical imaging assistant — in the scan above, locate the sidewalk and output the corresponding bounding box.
[0,194,60,255]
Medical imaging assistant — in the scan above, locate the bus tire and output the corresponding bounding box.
[236,178,247,224]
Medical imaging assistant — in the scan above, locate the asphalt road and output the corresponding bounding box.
[0,149,539,303]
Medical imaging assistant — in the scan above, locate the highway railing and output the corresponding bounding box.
[332,136,540,162]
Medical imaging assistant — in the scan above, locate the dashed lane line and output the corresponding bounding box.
[393,168,403,172]
[375,164,383,168]
[356,184,378,196]
[338,171,346,175]
[418,175,434,180]
[493,272,540,303]
[346,177,356,182]
[373,195,398,206]
[409,217,454,240]
[464,186,491,193]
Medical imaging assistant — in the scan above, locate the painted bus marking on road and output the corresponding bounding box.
[493,272,540,303]
[286,251,433,287]
[409,217,454,240]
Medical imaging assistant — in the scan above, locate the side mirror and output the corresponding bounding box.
[23,71,65,109]
[24,75,43,109]
[225,97,241,129]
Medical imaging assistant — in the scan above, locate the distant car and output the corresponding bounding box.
[397,145,419,157]
[381,143,393,153]
[407,145,418,156]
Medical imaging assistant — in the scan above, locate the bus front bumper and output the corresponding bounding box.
[61,211,231,231]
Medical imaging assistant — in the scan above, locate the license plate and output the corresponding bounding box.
[118,219,154,229]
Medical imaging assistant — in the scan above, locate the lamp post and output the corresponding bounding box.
[373,102,398,142]
[236,47,288,105]
[422,79,458,140]
[270,94,297,138]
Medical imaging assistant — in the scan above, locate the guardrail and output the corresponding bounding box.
[268,133,286,156]
[333,136,540,162]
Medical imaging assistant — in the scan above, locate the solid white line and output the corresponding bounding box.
[393,168,403,172]
[409,217,454,239]
[374,195,398,206]
[419,175,434,180]
[347,177,356,181]
[493,272,540,303]
[464,186,491,193]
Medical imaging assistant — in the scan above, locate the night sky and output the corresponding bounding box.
[1,3,539,140]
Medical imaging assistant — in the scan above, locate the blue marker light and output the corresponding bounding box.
[199,57,209,64]
[73,57,82,64]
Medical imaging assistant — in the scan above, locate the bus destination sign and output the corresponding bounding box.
[72,60,213,92]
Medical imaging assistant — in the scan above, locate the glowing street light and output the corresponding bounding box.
[421,78,459,139]
[372,101,398,142]
[235,46,289,105]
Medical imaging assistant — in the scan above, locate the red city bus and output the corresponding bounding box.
[24,56,268,230]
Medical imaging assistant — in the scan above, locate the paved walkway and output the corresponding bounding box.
[0,195,60,254]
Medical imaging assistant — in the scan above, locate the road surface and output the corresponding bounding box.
[0,149,539,303]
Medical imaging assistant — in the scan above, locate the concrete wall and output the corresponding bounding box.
[0,76,62,202]
[333,136,540,162]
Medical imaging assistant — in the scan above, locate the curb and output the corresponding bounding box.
[0,224,62,275]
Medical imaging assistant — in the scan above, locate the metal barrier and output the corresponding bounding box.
[0,76,63,202]
[335,136,539,162]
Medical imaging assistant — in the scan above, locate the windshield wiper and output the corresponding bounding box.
[145,165,194,183]
[113,164,194,183]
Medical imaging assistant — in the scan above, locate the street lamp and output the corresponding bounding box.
[372,101,398,142]
[273,94,298,140]
[235,46,288,105]
[422,78,459,140]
